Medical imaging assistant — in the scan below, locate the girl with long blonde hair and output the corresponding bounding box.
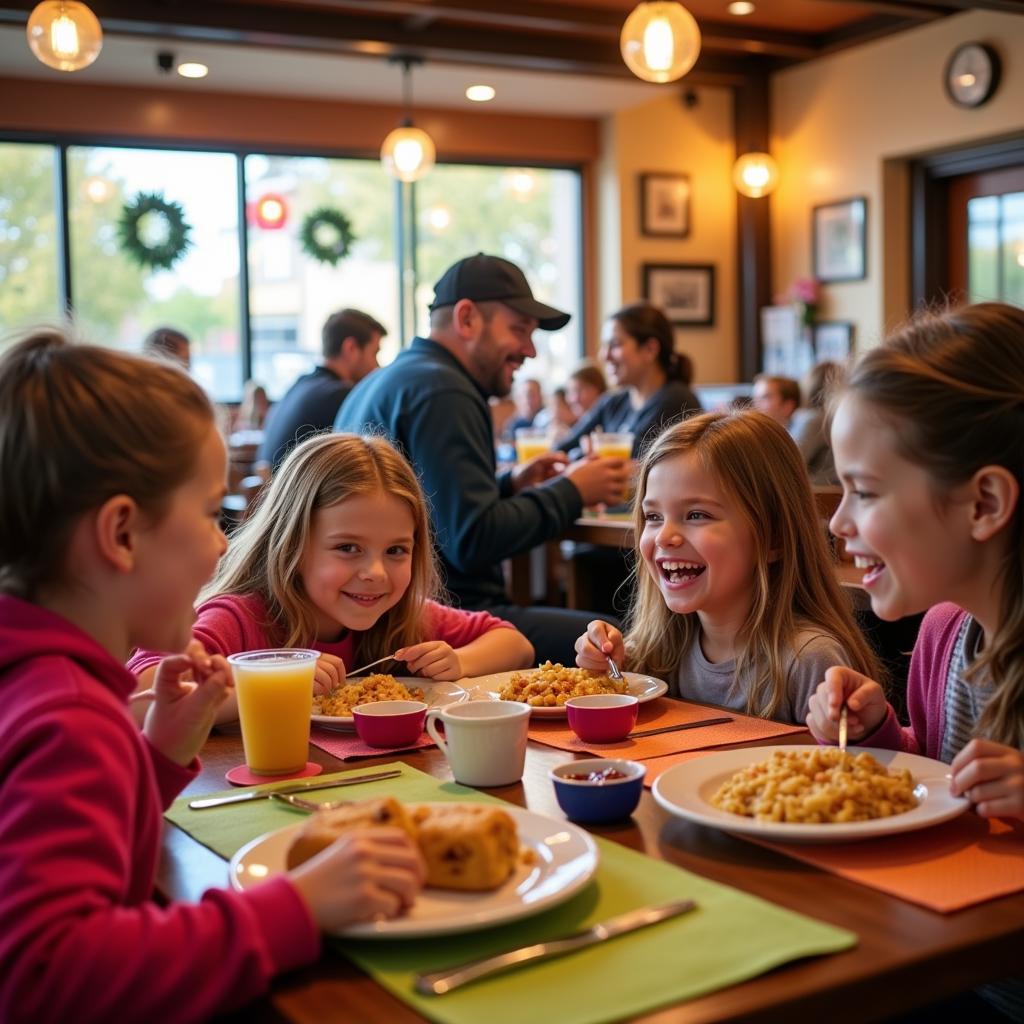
[130,432,532,719]
[576,409,877,722]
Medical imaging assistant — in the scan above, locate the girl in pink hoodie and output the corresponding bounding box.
[0,329,424,1024]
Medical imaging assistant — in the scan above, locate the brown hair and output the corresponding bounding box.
[625,409,878,718]
[754,373,801,407]
[568,361,608,395]
[802,360,844,409]
[610,302,690,383]
[0,327,214,599]
[204,433,441,659]
[322,308,387,358]
[842,302,1024,747]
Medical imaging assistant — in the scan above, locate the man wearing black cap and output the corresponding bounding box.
[336,253,628,662]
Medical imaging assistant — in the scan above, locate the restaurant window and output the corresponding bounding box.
[413,164,582,384]
[66,145,242,401]
[967,191,1024,307]
[245,154,399,400]
[0,141,61,342]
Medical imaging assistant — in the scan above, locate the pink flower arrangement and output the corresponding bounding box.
[786,277,820,326]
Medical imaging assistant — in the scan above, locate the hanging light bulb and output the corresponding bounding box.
[620,2,700,84]
[380,56,436,183]
[26,1,103,72]
[733,152,779,198]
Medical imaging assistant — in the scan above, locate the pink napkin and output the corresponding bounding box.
[309,725,436,761]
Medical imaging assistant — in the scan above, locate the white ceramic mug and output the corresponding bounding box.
[426,700,531,787]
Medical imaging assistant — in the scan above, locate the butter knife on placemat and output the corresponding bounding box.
[187,769,401,809]
[415,899,698,995]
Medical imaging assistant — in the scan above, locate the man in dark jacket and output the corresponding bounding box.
[336,254,627,663]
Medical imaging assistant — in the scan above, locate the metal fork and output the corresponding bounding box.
[347,653,401,677]
[605,655,625,682]
[270,791,351,812]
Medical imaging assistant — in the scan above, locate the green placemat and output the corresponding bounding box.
[167,764,856,1024]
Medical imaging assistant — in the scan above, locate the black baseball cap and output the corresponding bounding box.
[428,253,571,331]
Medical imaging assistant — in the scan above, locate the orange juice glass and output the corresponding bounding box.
[228,649,319,775]
[514,426,552,463]
[592,431,634,461]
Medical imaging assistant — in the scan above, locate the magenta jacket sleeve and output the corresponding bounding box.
[0,704,319,1024]
[859,603,966,761]
[423,599,517,648]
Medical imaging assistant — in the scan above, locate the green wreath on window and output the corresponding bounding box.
[299,206,355,266]
[117,191,192,271]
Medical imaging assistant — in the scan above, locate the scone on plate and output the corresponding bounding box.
[411,803,518,891]
[284,796,416,869]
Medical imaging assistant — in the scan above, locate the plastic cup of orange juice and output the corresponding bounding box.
[228,649,319,775]
[591,431,634,460]
[514,426,553,463]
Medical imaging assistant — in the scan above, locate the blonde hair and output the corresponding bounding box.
[204,433,441,659]
[844,302,1024,748]
[625,410,878,718]
[0,326,213,599]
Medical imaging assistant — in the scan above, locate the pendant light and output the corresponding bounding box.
[733,152,779,198]
[380,56,436,183]
[620,2,701,84]
[26,0,102,72]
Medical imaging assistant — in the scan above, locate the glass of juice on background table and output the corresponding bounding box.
[514,425,553,463]
[227,649,319,775]
[591,431,634,460]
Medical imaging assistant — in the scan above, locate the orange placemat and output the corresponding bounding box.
[527,698,807,760]
[640,748,712,787]
[753,815,1024,913]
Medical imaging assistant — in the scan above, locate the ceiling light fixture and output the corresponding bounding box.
[733,152,779,198]
[465,84,495,102]
[620,2,701,84]
[727,2,756,15]
[26,0,102,72]
[380,55,435,183]
[177,61,208,79]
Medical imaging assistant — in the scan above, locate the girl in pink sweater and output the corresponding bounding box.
[129,432,533,720]
[0,331,425,1024]
[807,303,1024,824]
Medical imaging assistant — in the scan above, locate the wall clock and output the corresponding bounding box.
[945,43,1001,108]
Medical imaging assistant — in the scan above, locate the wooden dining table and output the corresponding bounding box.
[159,727,1024,1023]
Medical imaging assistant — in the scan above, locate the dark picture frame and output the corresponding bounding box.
[639,172,691,237]
[812,196,867,282]
[813,320,854,363]
[642,263,714,326]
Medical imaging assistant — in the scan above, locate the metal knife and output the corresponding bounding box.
[187,768,402,809]
[627,716,733,739]
[415,898,698,995]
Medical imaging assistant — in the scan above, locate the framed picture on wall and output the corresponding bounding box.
[639,173,691,237]
[642,263,714,326]
[813,320,854,363]
[813,196,867,282]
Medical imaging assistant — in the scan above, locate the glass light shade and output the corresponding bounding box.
[380,125,436,183]
[733,152,779,198]
[620,2,701,84]
[26,1,102,72]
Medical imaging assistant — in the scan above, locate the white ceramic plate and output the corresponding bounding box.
[468,670,668,718]
[652,745,970,843]
[310,678,469,732]
[229,803,599,937]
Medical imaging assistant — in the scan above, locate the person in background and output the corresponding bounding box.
[256,308,386,472]
[234,379,271,432]
[129,432,534,723]
[534,386,577,445]
[576,409,878,724]
[789,361,844,485]
[143,325,191,370]
[335,252,629,663]
[806,302,1024,1020]
[0,330,425,1023]
[501,377,545,441]
[565,361,607,420]
[557,302,702,461]
[751,373,800,430]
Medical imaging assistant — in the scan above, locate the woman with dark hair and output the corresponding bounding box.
[557,301,701,460]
